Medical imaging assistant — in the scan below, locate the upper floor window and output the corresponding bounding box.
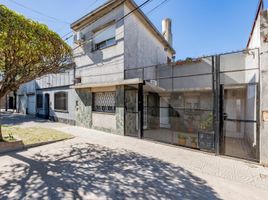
[93,23,116,50]
[54,92,68,112]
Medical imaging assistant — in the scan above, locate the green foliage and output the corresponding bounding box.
[200,113,213,131]
[0,5,72,98]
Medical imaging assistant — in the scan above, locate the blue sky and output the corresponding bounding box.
[0,0,265,59]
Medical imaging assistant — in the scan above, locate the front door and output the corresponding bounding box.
[44,94,50,119]
[220,84,259,161]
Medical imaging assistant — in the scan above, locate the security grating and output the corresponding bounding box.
[93,92,116,113]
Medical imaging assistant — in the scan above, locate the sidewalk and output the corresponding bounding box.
[56,125,268,190]
[1,113,268,199]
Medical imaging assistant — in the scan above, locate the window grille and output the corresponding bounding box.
[54,92,68,111]
[36,94,43,109]
[93,92,116,113]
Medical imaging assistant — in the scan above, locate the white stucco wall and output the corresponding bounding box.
[92,113,116,131]
[35,69,74,89]
[36,87,77,123]
[73,5,125,85]
[124,5,171,70]
[248,12,261,49]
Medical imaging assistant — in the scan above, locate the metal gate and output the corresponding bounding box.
[124,86,139,137]
[218,49,260,161]
[124,48,260,161]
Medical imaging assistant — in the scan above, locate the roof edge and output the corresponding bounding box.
[246,0,264,48]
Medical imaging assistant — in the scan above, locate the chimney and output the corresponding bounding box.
[162,18,173,46]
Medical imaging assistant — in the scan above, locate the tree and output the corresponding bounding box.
[0,5,72,141]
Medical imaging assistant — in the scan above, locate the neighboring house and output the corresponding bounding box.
[15,0,268,166]
[0,92,16,111]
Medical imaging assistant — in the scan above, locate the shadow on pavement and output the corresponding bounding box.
[0,112,48,126]
[0,143,222,200]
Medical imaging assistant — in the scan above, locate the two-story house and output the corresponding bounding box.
[17,0,175,134]
[15,0,268,166]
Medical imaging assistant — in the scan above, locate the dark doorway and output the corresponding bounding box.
[44,94,50,120]
[220,84,259,161]
[8,97,14,109]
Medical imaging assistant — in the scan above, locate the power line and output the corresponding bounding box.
[73,0,172,68]
[9,0,70,24]
[117,0,153,22]
[72,0,155,51]
[83,0,100,14]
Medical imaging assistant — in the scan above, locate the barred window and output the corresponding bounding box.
[36,94,43,109]
[54,92,68,112]
[93,92,116,113]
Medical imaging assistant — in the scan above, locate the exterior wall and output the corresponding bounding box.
[0,92,16,110]
[17,80,36,114]
[35,69,74,89]
[0,97,6,109]
[36,87,76,125]
[75,89,92,128]
[248,11,261,49]
[73,5,125,85]
[75,86,124,135]
[124,5,171,70]
[260,9,268,166]
[92,113,116,131]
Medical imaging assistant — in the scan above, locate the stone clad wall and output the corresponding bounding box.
[116,85,125,135]
[75,89,92,129]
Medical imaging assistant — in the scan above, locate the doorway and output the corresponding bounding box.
[220,84,259,161]
[44,94,50,120]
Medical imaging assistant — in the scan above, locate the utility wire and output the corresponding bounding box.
[73,0,172,69]
[72,0,155,51]
[83,0,100,14]
[9,0,70,24]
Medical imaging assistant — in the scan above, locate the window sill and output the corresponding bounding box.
[92,111,116,115]
[54,110,69,113]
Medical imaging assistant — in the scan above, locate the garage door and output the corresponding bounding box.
[27,95,35,115]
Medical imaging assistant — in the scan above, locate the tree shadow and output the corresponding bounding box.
[0,112,49,126]
[0,143,222,200]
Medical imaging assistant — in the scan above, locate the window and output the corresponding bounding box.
[93,24,116,50]
[93,92,116,113]
[36,94,43,109]
[54,92,68,112]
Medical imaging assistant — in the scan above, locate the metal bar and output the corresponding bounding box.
[225,119,257,123]
[144,72,213,81]
[219,67,259,74]
[214,55,221,155]
[138,83,144,139]
[256,48,261,161]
